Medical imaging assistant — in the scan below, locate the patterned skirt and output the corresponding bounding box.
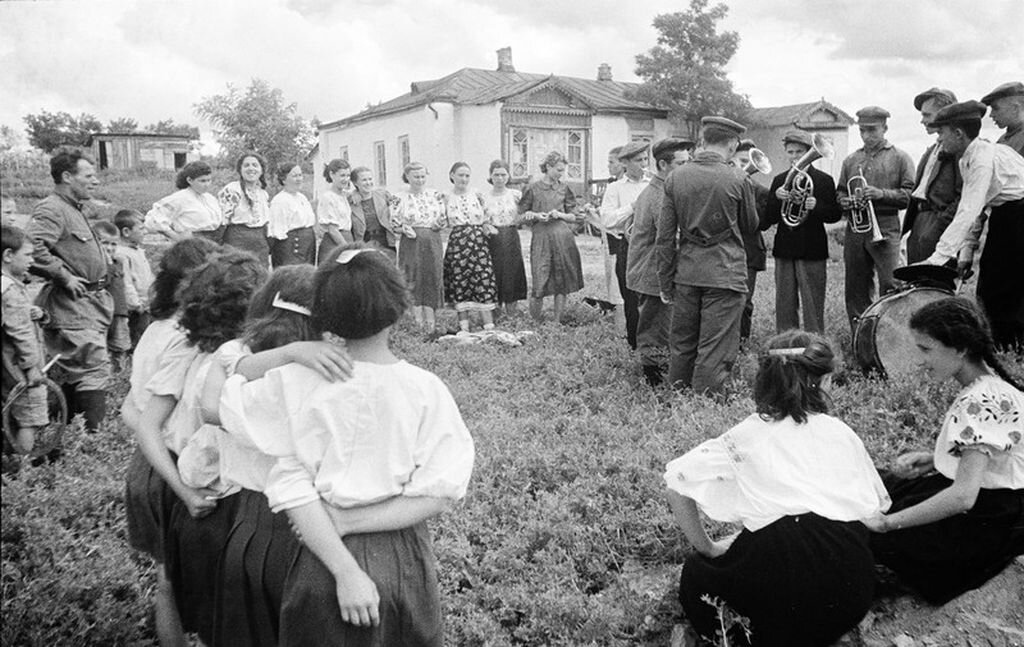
[444,225,497,311]
[398,228,444,308]
[488,225,528,303]
[529,220,583,297]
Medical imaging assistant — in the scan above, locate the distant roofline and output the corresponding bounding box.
[89,132,194,139]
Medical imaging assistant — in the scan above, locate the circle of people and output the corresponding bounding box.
[1,82,1021,646]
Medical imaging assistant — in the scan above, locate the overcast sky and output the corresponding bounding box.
[1,0,1021,159]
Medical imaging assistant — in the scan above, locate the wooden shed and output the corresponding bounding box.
[88,133,198,171]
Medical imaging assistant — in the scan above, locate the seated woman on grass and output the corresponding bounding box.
[664,330,890,646]
[866,297,1024,605]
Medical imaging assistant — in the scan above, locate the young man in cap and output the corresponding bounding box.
[731,139,768,343]
[981,81,1024,156]
[584,146,626,316]
[625,137,694,386]
[924,100,1024,349]
[763,129,842,333]
[655,116,758,395]
[904,87,962,263]
[27,149,113,432]
[594,140,650,349]
[837,106,915,331]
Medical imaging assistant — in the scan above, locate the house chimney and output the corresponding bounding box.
[496,47,515,73]
[597,63,612,81]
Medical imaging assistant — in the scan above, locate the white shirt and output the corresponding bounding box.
[933,374,1024,490]
[664,413,890,531]
[268,190,316,240]
[123,317,187,421]
[596,175,649,237]
[317,189,353,232]
[145,188,223,235]
[219,360,475,513]
[926,138,1024,264]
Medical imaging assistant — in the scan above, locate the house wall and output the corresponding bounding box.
[452,104,502,190]
[591,114,630,180]
[92,137,194,171]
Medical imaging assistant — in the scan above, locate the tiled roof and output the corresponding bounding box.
[746,99,855,128]
[321,68,664,129]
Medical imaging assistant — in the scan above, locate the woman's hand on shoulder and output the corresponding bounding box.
[334,564,381,627]
[287,340,353,381]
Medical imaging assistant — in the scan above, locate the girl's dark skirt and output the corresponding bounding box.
[528,220,583,297]
[124,446,176,560]
[679,513,874,647]
[488,225,528,303]
[318,234,343,266]
[213,489,300,647]
[871,472,1024,605]
[195,226,225,245]
[398,228,444,309]
[279,522,442,647]
[271,226,316,267]
[165,492,241,644]
[443,225,497,309]
[223,224,270,262]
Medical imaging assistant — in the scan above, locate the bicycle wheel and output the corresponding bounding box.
[2,378,67,458]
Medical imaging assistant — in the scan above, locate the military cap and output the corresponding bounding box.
[930,100,988,128]
[782,130,813,148]
[913,87,958,110]
[700,116,746,136]
[980,81,1024,105]
[855,106,891,125]
[617,140,650,160]
[651,137,695,159]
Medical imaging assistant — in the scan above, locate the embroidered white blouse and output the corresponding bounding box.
[444,190,488,227]
[391,189,447,229]
[218,181,270,228]
[317,189,353,232]
[220,360,475,513]
[664,413,891,531]
[145,188,223,236]
[933,374,1024,489]
[483,189,521,227]
[268,190,316,240]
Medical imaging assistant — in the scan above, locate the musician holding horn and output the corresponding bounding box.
[837,106,915,331]
[732,139,769,343]
[763,130,842,333]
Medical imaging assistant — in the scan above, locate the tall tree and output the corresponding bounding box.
[22,110,102,152]
[145,118,200,139]
[195,79,314,173]
[106,117,139,133]
[632,0,752,138]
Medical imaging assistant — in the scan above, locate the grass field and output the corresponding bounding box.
[2,169,1022,645]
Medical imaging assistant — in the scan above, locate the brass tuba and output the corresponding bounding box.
[780,133,835,228]
[847,166,884,243]
[743,148,772,176]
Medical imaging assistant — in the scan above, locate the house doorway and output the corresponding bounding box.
[173,153,187,169]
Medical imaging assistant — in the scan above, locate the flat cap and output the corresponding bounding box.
[782,129,813,148]
[913,87,958,110]
[700,116,746,136]
[651,137,695,159]
[856,106,891,125]
[930,100,988,128]
[980,81,1024,105]
[617,140,650,160]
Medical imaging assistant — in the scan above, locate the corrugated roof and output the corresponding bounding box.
[746,99,854,128]
[321,67,665,129]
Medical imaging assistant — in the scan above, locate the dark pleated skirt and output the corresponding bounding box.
[529,220,583,297]
[679,513,875,647]
[271,227,316,267]
[977,198,1024,349]
[488,225,528,303]
[443,225,497,308]
[165,492,242,644]
[213,489,301,647]
[871,472,1024,605]
[124,446,176,561]
[222,224,269,261]
[398,228,444,308]
[279,522,442,647]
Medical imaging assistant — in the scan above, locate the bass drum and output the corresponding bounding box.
[853,286,953,379]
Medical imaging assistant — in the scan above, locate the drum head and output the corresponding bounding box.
[856,287,953,378]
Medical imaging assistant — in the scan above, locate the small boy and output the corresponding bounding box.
[113,209,154,348]
[1,224,48,453]
[94,220,130,371]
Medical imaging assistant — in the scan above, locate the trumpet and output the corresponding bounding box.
[847,166,884,243]
[742,148,772,176]
[780,133,834,228]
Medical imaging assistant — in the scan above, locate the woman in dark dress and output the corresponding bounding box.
[483,160,528,316]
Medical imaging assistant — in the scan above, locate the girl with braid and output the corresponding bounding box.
[867,297,1024,604]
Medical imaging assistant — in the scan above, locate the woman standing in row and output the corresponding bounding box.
[393,162,446,332]
[483,160,527,316]
[349,166,395,251]
[146,161,224,242]
[317,158,355,262]
[519,151,584,323]
[443,162,497,332]
[219,152,271,261]
[268,163,317,267]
